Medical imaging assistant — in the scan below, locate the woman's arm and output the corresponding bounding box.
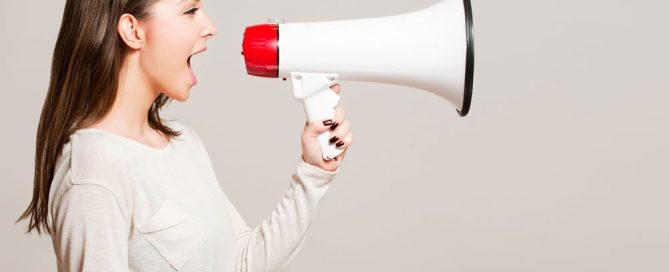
[225,157,338,272]
[51,184,129,272]
[226,85,351,271]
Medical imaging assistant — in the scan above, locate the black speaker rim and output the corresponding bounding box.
[458,0,475,117]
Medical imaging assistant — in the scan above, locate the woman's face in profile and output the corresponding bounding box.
[139,0,216,101]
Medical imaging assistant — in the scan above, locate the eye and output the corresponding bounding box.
[184,7,200,15]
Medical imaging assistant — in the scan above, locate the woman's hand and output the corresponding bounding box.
[301,84,353,172]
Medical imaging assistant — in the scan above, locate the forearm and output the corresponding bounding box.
[234,158,337,272]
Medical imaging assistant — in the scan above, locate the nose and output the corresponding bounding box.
[200,12,217,39]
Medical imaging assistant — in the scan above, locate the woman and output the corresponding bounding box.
[17,0,353,271]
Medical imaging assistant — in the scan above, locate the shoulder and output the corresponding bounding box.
[56,120,204,185]
[50,128,144,208]
[48,121,206,223]
[48,138,131,223]
[67,130,139,183]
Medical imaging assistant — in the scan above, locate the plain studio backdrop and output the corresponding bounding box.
[1,0,668,271]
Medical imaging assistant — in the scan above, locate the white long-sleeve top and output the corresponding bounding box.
[47,121,338,272]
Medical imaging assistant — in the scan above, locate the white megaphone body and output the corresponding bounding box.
[242,0,475,160]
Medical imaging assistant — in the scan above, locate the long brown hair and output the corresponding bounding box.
[17,0,182,234]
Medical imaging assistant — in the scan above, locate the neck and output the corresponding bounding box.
[90,52,160,138]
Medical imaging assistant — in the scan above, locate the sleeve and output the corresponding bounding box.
[225,157,339,272]
[51,184,129,272]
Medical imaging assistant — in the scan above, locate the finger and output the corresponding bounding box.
[327,120,350,145]
[335,132,353,150]
[330,84,341,95]
[333,149,348,162]
[304,119,335,137]
[333,146,348,162]
[328,106,346,131]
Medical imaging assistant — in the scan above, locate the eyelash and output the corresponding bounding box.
[184,7,200,15]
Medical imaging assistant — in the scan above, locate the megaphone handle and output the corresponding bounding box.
[291,72,343,161]
[303,89,344,160]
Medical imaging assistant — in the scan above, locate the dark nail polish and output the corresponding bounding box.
[329,136,339,144]
[336,141,344,148]
[330,122,339,130]
[323,119,333,126]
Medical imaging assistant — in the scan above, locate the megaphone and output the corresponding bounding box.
[242,0,474,160]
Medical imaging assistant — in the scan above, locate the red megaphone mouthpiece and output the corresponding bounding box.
[242,24,279,78]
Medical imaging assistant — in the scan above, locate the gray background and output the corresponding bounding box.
[2,0,668,271]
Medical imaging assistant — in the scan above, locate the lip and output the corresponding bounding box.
[190,46,208,58]
[187,46,208,65]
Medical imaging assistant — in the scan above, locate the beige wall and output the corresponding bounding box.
[2,0,668,271]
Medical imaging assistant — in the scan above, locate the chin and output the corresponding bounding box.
[164,89,190,102]
[172,93,190,102]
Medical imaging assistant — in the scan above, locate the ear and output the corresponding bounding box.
[117,14,145,50]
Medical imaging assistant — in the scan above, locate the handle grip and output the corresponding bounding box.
[291,72,344,160]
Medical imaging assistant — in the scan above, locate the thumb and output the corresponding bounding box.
[303,119,333,138]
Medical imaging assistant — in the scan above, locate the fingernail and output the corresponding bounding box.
[336,141,344,148]
[329,136,339,144]
[330,122,339,130]
[323,119,333,126]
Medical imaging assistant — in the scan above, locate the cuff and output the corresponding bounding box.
[295,157,339,185]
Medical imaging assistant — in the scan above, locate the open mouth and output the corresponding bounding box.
[187,47,207,85]
[187,55,196,85]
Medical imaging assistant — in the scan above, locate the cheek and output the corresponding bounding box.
[149,21,192,59]
[142,20,195,90]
